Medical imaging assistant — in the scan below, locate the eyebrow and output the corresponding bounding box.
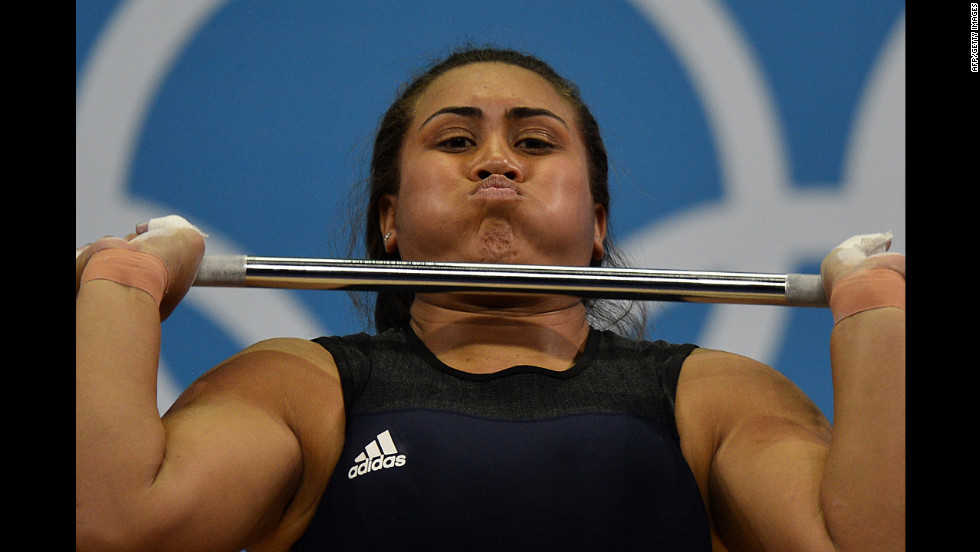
[417,106,569,132]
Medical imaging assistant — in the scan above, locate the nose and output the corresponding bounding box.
[469,136,523,182]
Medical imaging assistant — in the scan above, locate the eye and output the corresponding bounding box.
[516,136,556,153]
[436,136,475,152]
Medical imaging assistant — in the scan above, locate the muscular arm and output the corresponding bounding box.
[76,223,345,552]
[676,238,904,552]
[677,350,836,552]
[76,283,344,550]
[678,314,903,552]
[154,338,346,551]
[821,307,905,549]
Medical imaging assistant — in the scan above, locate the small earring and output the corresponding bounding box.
[383,231,392,244]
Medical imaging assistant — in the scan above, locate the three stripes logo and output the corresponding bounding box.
[347,429,407,479]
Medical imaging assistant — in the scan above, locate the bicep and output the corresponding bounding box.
[152,392,304,549]
[145,340,344,550]
[677,350,835,552]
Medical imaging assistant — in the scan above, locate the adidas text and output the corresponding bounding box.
[347,430,407,479]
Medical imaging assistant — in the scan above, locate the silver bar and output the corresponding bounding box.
[194,254,827,307]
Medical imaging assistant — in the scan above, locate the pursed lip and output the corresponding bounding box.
[471,175,522,197]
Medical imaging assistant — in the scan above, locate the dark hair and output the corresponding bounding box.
[350,46,645,338]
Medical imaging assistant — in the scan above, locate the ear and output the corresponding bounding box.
[379,193,398,253]
[592,203,607,263]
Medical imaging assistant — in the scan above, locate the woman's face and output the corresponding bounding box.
[382,62,606,267]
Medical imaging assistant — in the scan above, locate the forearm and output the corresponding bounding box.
[821,307,905,551]
[76,280,169,529]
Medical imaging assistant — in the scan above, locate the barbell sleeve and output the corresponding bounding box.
[193,254,828,307]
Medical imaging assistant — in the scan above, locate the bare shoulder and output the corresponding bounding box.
[674,348,830,462]
[231,336,340,374]
[179,334,347,465]
[163,338,346,550]
[678,348,825,413]
[171,336,342,416]
[674,348,835,551]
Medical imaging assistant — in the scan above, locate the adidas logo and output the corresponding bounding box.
[347,429,407,479]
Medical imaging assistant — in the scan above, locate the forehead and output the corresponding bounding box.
[413,62,574,121]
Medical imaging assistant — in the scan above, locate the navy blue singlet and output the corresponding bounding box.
[293,326,711,551]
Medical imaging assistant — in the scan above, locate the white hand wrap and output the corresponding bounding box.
[134,214,209,241]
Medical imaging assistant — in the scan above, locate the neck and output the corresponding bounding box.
[408,293,592,374]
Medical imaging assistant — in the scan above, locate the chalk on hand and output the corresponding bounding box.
[831,232,893,266]
[134,215,208,241]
